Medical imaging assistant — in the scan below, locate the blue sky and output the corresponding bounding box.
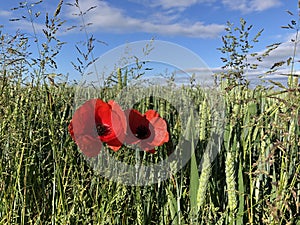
[0,0,299,84]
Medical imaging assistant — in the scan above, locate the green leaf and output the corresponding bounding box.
[189,141,198,219]
[166,187,178,224]
[236,158,245,225]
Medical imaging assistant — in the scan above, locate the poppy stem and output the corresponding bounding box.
[135,147,140,183]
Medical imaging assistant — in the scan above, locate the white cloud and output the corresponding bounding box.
[14,20,46,34]
[2,12,46,35]
[131,0,217,12]
[183,34,300,88]
[65,0,225,38]
[221,0,281,13]
[151,0,210,9]
[134,0,279,12]
[148,10,181,24]
[0,10,12,17]
[251,0,281,11]
[231,39,298,87]
[245,33,300,73]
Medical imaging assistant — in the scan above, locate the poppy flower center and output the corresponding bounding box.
[135,125,150,139]
[96,123,110,136]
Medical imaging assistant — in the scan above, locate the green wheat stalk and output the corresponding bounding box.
[225,151,238,215]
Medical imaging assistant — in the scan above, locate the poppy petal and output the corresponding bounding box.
[144,110,160,120]
[106,137,124,152]
[71,99,99,140]
[68,121,75,141]
[145,109,169,145]
[147,116,169,146]
[108,100,127,144]
[125,109,149,144]
[95,99,112,124]
[69,99,127,154]
[146,149,156,154]
[124,109,169,152]
[76,135,102,157]
[94,100,126,148]
[140,141,156,153]
[128,109,147,131]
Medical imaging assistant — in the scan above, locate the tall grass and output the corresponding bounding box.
[0,1,299,224]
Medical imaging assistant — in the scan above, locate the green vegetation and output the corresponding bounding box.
[0,1,299,224]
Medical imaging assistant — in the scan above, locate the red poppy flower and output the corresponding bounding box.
[68,99,126,157]
[125,109,169,153]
